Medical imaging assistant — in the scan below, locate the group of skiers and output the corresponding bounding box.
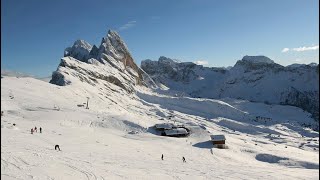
[161,154,186,163]
[29,127,189,157]
[30,126,42,134]
[29,126,61,151]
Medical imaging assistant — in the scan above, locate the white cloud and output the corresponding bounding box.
[292,45,319,52]
[193,60,209,65]
[119,21,137,31]
[281,48,290,53]
[281,45,319,53]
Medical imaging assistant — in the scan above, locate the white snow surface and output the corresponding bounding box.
[1,76,319,179]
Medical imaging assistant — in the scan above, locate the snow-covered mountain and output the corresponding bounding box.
[2,29,319,179]
[141,56,319,121]
[241,55,275,64]
[286,62,319,68]
[50,30,157,93]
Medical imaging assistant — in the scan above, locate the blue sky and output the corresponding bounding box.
[1,0,319,77]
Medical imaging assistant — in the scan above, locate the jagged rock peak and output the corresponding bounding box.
[158,56,182,63]
[159,56,172,61]
[241,55,275,64]
[73,39,92,50]
[98,29,131,60]
[51,29,157,92]
[89,45,99,57]
[107,29,123,41]
[64,39,92,62]
[62,29,138,73]
[97,29,141,79]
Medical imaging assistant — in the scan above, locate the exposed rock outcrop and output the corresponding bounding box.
[50,30,157,93]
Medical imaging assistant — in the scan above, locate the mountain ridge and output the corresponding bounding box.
[141,56,319,122]
[50,30,157,92]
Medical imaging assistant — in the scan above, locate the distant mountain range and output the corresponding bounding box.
[45,29,319,121]
[1,69,34,78]
[141,56,319,120]
[1,69,51,82]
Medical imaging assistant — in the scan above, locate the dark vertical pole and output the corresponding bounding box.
[86,97,89,109]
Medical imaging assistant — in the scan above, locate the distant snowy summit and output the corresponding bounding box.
[286,62,319,68]
[50,30,157,92]
[141,55,319,121]
[241,55,275,64]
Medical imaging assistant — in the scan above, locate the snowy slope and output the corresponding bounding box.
[1,76,319,179]
[141,56,319,122]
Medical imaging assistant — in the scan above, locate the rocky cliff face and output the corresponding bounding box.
[141,56,319,120]
[64,40,93,62]
[50,30,157,93]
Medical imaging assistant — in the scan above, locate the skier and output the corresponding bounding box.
[34,126,37,133]
[31,128,34,134]
[55,145,61,151]
[161,154,164,160]
[40,127,42,133]
[182,156,186,163]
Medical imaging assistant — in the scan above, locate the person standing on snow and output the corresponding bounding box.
[161,154,164,160]
[182,157,186,163]
[40,127,42,133]
[34,126,37,132]
[31,128,34,134]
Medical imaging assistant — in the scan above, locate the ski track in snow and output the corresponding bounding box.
[1,76,319,179]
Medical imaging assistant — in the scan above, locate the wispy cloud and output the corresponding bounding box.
[292,45,319,52]
[281,45,319,53]
[281,48,289,53]
[194,60,209,65]
[119,21,137,31]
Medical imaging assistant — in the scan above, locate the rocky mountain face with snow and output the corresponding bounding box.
[141,56,319,121]
[50,30,319,121]
[50,30,156,93]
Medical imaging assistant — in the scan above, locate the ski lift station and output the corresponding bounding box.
[154,123,190,137]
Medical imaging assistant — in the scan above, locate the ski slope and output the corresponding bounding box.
[1,76,319,179]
